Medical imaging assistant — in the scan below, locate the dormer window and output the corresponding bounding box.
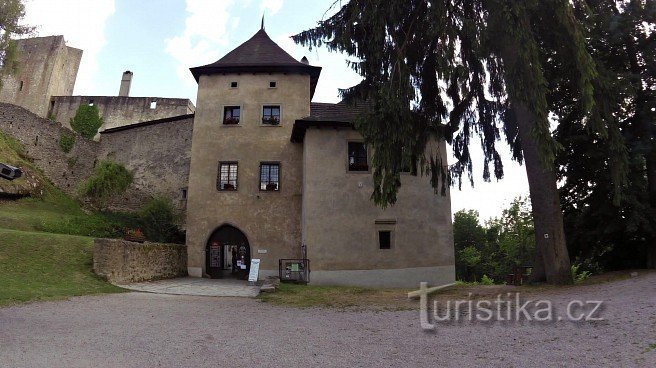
[269,81,277,88]
[230,81,238,88]
[262,105,280,125]
[223,106,241,125]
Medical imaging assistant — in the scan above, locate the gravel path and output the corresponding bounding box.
[1,273,655,368]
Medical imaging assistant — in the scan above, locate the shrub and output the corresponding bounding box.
[59,133,75,153]
[67,156,77,168]
[137,197,185,243]
[571,263,592,283]
[79,161,132,208]
[70,104,103,139]
[480,274,495,285]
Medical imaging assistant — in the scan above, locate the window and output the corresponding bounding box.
[223,106,241,125]
[217,162,238,191]
[260,163,280,191]
[348,142,368,171]
[401,148,417,174]
[262,105,280,125]
[269,81,277,88]
[150,100,157,109]
[379,231,392,249]
[19,81,24,91]
[230,81,238,88]
[181,187,188,199]
[88,99,94,106]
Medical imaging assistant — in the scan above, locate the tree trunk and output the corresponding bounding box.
[647,151,656,269]
[513,104,573,285]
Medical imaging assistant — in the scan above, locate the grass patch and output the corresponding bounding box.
[0,193,136,238]
[259,283,416,310]
[259,270,656,310]
[0,228,125,306]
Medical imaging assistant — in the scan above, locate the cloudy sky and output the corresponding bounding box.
[21,0,529,221]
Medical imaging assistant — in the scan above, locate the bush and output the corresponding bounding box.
[79,161,132,208]
[59,133,75,153]
[480,274,495,285]
[571,263,592,283]
[137,197,185,244]
[67,156,77,168]
[70,104,103,139]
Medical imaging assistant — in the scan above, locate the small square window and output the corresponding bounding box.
[269,81,277,88]
[262,105,280,125]
[348,142,368,171]
[217,162,238,191]
[223,106,240,125]
[150,100,157,109]
[379,231,391,249]
[88,99,94,106]
[230,81,238,88]
[260,163,280,191]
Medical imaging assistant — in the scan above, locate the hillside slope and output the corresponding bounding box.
[0,130,46,198]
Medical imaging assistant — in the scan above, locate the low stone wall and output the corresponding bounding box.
[93,238,187,284]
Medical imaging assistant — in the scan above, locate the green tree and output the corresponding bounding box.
[554,0,656,269]
[138,197,184,244]
[0,0,33,88]
[79,161,132,209]
[70,104,104,139]
[293,0,613,283]
[453,210,486,280]
[487,197,535,277]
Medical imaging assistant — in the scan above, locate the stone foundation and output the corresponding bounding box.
[93,238,187,283]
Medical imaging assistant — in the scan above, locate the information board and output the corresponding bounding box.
[210,245,221,268]
[248,259,260,282]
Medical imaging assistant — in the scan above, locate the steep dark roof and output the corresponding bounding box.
[190,29,322,97]
[291,101,369,143]
[100,114,194,134]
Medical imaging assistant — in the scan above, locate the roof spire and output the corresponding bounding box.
[261,13,265,30]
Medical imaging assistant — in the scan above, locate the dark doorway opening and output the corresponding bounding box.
[206,225,250,279]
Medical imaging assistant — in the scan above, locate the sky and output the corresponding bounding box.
[21,0,529,221]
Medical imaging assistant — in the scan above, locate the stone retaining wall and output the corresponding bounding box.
[93,238,187,283]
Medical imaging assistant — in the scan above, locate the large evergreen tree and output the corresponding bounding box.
[555,0,656,269]
[294,0,612,284]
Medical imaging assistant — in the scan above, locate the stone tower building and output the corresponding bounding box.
[0,36,82,118]
[186,27,455,288]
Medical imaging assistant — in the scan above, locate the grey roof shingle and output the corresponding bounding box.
[190,29,322,97]
[303,101,369,123]
[291,101,370,142]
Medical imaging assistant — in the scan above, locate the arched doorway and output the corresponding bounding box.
[206,225,250,279]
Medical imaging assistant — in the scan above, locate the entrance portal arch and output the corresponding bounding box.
[206,225,250,279]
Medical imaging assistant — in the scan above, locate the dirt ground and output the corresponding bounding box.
[1,272,655,367]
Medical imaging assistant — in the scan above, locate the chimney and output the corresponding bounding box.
[300,56,309,65]
[119,71,133,97]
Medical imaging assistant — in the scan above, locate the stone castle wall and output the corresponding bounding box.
[93,238,187,283]
[0,36,82,118]
[50,96,195,133]
[0,102,193,214]
[0,102,98,195]
[98,115,194,212]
